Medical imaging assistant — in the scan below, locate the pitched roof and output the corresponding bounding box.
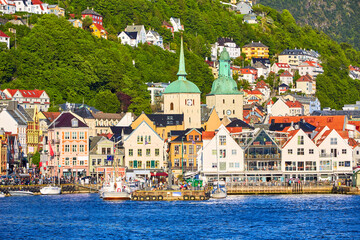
[202,131,215,140]
[42,112,60,123]
[81,8,101,16]
[171,128,204,142]
[269,116,346,131]
[0,30,9,38]
[280,71,293,77]
[92,23,107,33]
[226,119,254,129]
[255,80,269,89]
[279,83,289,88]
[92,112,125,120]
[49,112,88,128]
[89,136,104,151]
[269,121,316,132]
[147,114,183,127]
[275,63,290,68]
[296,75,313,82]
[282,129,301,148]
[285,100,302,108]
[243,41,268,48]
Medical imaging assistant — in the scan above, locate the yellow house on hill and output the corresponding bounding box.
[242,41,269,60]
[90,23,108,39]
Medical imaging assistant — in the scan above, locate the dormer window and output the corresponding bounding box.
[71,118,78,128]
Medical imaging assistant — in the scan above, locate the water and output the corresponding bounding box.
[1,194,360,239]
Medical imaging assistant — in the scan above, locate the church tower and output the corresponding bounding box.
[206,48,243,119]
[163,35,201,129]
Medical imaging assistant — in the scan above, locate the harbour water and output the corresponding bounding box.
[1,194,360,239]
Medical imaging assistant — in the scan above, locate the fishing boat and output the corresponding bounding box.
[9,191,34,196]
[40,185,61,195]
[101,178,131,201]
[210,132,227,199]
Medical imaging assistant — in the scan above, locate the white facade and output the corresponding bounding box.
[271,63,291,73]
[170,17,183,32]
[2,89,50,111]
[198,125,244,176]
[296,80,314,95]
[0,108,27,152]
[146,30,164,49]
[0,32,10,49]
[118,31,137,47]
[123,121,165,170]
[239,73,256,84]
[270,99,303,116]
[298,62,323,78]
[211,40,241,61]
[12,0,31,12]
[0,0,16,14]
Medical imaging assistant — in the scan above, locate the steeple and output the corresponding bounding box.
[177,33,187,80]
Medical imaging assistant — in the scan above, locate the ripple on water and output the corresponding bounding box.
[0,194,360,239]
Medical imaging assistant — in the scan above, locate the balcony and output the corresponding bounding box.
[246,153,281,160]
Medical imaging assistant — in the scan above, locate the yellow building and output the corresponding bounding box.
[242,41,269,60]
[90,23,108,39]
[201,106,221,132]
[25,106,40,154]
[0,135,7,175]
[169,128,203,175]
[131,113,184,140]
[68,19,83,29]
[48,5,65,17]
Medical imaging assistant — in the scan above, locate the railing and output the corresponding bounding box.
[246,154,281,159]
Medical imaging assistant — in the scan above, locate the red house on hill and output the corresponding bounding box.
[81,8,103,26]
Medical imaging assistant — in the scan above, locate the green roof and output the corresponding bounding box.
[163,34,201,94]
[219,48,230,61]
[208,75,242,95]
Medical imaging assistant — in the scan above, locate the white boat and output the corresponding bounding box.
[0,192,5,197]
[9,191,34,196]
[101,179,131,201]
[40,185,61,195]
[211,181,227,199]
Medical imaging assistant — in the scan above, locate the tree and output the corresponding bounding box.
[82,16,93,31]
[92,90,120,113]
[32,151,40,167]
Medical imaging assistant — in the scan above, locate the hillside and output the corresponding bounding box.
[0,0,360,112]
[257,0,360,50]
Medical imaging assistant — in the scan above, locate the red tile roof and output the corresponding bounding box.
[255,80,269,89]
[285,100,302,108]
[280,71,293,77]
[226,127,242,133]
[32,0,44,10]
[42,112,61,123]
[296,75,313,82]
[348,138,359,149]
[93,23,107,33]
[0,30,9,38]
[282,129,300,148]
[269,116,346,131]
[275,63,290,68]
[4,89,45,98]
[202,131,215,140]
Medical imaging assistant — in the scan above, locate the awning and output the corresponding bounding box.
[151,172,168,177]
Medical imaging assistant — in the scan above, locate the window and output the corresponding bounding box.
[79,160,84,166]
[72,132,77,139]
[65,145,70,152]
[174,145,180,155]
[297,148,304,155]
[155,161,160,168]
[212,163,217,168]
[188,159,194,167]
[189,145,194,154]
[64,132,70,139]
[235,163,240,168]
[137,161,142,169]
[232,149,237,155]
[129,149,133,156]
[219,136,226,145]
[345,161,350,167]
[107,148,111,155]
[297,162,304,171]
[155,149,159,156]
[342,149,347,154]
[288,149,293,154]
[212,150,217,155]
[285,161,296,171]
[170,103,174,111]
[72,157,77,166]
[219,149,226,158]
[102,148,106,154]
[72,145,77,152]
[320,160,332,171]
[298,136,304,145]
[309,149,314,154]
[195,135,200,141]
[305,161,316,171]
[138,149,142,156]
[189,135,194,141]
[229,162,234,168]
[339,161,345,167]
[97,159,101,165]
[174,159,180,167]
[146,161,151,168]
[79,145,85,152]
[146,149,151,156]
[79,132,85,139]
[65,158,70,166]
[129,161,133,168]
[330,138,337,145]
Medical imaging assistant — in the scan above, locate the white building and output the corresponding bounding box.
[211,37,241,61]
[123,121,165,171]
[0,0,16,14]
[118,31,137,47]
[296,75,315,95]
[146,82,169,105]
[11,0,31,13]
[2,89,50,111]
[30,0,48,14]
[270,98,304,116]
[279,71,293,86]
[146,30,164,49]
[170,17,183,32]
[0,30,10,49]
[118,24,146,47]
[198,125,244,178]
[297,61,323,78]
[271,63,291,73]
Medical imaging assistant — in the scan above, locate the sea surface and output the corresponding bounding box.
[0,194,359,239]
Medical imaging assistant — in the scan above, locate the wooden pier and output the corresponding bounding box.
[227,185,334,194]
[131,189,210,201]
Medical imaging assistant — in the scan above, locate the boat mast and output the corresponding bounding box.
[215,130,219,187]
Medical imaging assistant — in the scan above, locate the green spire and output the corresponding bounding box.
[177,34,187,80]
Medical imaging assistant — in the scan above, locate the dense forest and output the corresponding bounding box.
[257,0,360,50]
[0,0,360,113]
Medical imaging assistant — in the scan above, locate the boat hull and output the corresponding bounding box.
[40,187,61,195]
[102,191,131,201]
[211,192,227,199]
[9,191,34,196]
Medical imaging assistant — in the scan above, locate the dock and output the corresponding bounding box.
[131,189,210,201]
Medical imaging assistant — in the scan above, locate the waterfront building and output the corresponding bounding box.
[47,112,89,178]
[269,116,347,131]
[92,112,126,135]
[206,48,243,120]
[25,106,40,155]
[198,125,244,180]
[123,121,165,173]
[163,36,201,129]
[169,128,203,176]
[89,136,124,179]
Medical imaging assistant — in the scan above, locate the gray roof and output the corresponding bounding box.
[89,136,104,152]
[81,8,101,16]
[201,105,213,123]
[126,25,144,33]
[312,110,360,118]
[243,41,267,48]
[25,108,35,119]
[253,61,267,69]
[7,110,26,125]
[285,94,318,105]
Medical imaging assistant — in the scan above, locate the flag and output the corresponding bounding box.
[14,136,18,159]
[192,140,195,144]
[49,142,54,157]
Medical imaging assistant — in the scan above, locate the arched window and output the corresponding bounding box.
[170,102,174,110]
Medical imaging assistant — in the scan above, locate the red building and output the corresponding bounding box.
[81,8,103,26]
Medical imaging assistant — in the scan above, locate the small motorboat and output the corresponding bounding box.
[211,181,227,199]
[102,190,131,201]
[0,192,5,197]
[40,185,61,195]
[9,191,34,196]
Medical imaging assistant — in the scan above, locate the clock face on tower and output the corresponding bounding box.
[226,110,232,115]
[186,99,193,106]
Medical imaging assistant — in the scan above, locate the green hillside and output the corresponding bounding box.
[257,0,360,50]
[0,0,359,112]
